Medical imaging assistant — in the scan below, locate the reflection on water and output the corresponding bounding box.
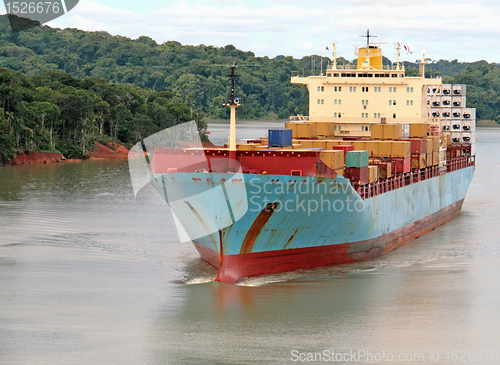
[1,128,500,364]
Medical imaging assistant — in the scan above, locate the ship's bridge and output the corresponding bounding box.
[291,40,441,123]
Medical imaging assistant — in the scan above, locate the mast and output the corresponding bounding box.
[333,42,337,69]
[395,42,401,71]
[223,65,241,160]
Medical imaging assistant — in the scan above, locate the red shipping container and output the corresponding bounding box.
[393,157,411,174]
[345,166,369,185]
[410,139,426,155]
[331,145,355,157]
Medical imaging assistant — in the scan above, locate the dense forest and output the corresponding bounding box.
[0,68,205,163]
[1,14,500,163]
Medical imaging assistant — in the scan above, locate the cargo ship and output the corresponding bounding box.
[141,33,475,284]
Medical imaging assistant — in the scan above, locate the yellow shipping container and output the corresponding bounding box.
[426,153,432,166]
[384,124,403,140]
[433,151,439,166]
[391,141,411,158]
[426,136,439,152]
[364,141,379,157]
[369,165,379,183]
[285,123,297,138]
[410,123,428,138]
[292,144,303,150]
[425,138,433,154]
[371,124,384,140]
[371,124,402,140]
[312,140,327,149]
[352,141,367,150]
[316,122,336,137]
[237,144,258,151]
[326,140,342,149]
[255,145,270,150]
[296,123,317,138]
[300,140,315,148]
[319,150,345,170]
[378,141,393,157]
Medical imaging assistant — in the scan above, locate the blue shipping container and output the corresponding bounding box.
[268,129,293,147]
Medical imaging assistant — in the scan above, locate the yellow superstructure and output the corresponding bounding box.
[291,40,442,129]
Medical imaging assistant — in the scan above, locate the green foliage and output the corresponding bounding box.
[0,67,198,162]
[446,64,500,123]
[0,14,309,120]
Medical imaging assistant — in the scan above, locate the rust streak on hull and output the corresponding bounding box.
[239,202,279,255]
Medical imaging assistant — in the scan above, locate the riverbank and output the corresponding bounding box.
[7,142,130,166]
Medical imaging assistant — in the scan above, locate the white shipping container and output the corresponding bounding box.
[431,95,442,107]
[462,132,472,144]
[441,95,452,107]
[462,120,472,132]
[451,131,462,144]
[452,84,466,96]
[442,84,452,95]
[451,95,465,108]
[451,108,462,119]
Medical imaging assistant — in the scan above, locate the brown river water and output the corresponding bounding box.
[0,124,499,364]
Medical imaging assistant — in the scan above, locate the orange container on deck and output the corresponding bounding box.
[410,123,428,138]
[377,141,393,157]
[364,141,379,157]
[319,150,345,170]
[391,141,411,158]
[316,122,336,137]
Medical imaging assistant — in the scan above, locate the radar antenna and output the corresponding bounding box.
[360,29,377,48]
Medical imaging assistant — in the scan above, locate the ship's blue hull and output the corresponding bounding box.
[151,165,474,283]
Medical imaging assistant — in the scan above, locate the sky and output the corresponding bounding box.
[3,0,500,63]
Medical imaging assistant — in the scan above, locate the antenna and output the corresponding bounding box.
[223,64,241,107]
[360,29,377,48]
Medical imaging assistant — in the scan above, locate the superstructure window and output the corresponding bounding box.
[318,86,320,91]
[339,99,341,105]
[321,99,324,104]
[393,100,396,105]
[317,99,320,104]
[321,86,324,91]
[335,86,338,91]
[389,87,392,92]
[411,87,413,92]
[377,87,381,92]
[327,73,332,77]
[411,100,413,105]
[334,73,339,77]
[389,100,392,105]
